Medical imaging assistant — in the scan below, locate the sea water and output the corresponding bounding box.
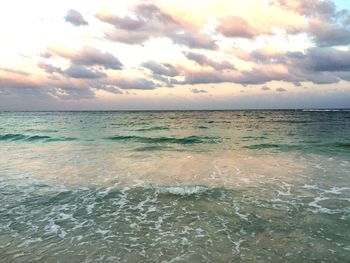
[0,110,349,262]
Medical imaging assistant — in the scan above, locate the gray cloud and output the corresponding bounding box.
[261,86,271,91]
[182,66,289,85]
[151,74,179,88]
[64,65,107,79]
[275,0,336,19]
[301,47,350,72]
[37,62,63,74]
[214,1,350,48]
[191,88,208,94]
[96,3,217,49]
[236,47,350,84]
[170,31,217,50]
[0,77,95,101]
[38,62,107,79]
[275,0,350,47]
[65,9,88,26]
[276,87,287,92]
[308,20,350,47]
[71,46,123,70]
[100,86,123,94]
[108,77,157,90]
[141,61,179,77]
[49,46,123,70]
[181,46,350,86]
[184,52,235,70]
[50,86,96,100]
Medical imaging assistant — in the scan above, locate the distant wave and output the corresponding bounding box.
[324,142,350,150]
[244,143,281,149]
[0,133,77,142]
[106,135,219,144]
[25,129,59,133]
[274,120,313,124]
[134,126,170,132]
[134,145,176,151]
[205,120,231,124]
[244,142,350,151]
[241,136,268,140]
[302,109,350,112]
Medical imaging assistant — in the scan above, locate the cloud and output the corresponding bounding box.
[0,67,30,76]
[64,65,107,79]
[179,45,350,86]
[65,9,88,26]
[276,87,287,92]
[50,86,96,100]
[48,46,123,70]
[274,0,336,19]
[274,0,350,47]
[191,88,207,93]
[0,76,95,101]
[37,62,63,74]
[141,61,179,77]
[261,86,271,91]
[235,46,350,84]
[170,30,217,50]
[184,52,235,70]
[98,85,123,94]
[108,77,157,90]
[151,74,180,88]
[182,65,289,85]
[307,19,350,47]
[213,1,350,48]
[96,3,217,49]
[301,47,350,72]
[217,16,271,39]
[38,62,107,79]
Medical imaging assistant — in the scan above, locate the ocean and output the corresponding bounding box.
[0,110,349,262]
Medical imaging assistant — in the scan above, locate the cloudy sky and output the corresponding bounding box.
[1,0,350,110]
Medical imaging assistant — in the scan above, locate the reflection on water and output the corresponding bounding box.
[0,111,350,262]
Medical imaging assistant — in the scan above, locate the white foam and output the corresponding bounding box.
[302,184,319,190]
[233,239,245,253]
[324,187,350,195]
[153,185,208,196]
[143,185,209,196]
[86,203,95,215]
[19,238,42,247]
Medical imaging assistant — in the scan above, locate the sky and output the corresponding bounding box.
[1,0,350,110]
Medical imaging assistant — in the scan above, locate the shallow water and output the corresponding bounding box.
[0,110,350,262]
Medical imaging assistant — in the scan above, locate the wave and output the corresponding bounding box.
[274,120,313,124]
[25,129,59,133]
[143,185,209,196]
[323,142,350,150]
[244,142,350,152]
[106,135,219,144]
[134,126,170,132]
[302,109,350,112]
[244,143,281,149]
[241,136,268,140]
[0,133,77,142]
[205,120,231,124]
[134,145,176,151]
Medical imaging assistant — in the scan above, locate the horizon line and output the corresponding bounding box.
[1,108,350,113]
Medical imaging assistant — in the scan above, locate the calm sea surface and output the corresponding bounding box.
[0,110,350,262]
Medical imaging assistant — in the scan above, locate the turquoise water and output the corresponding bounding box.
[0,110,350,262]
